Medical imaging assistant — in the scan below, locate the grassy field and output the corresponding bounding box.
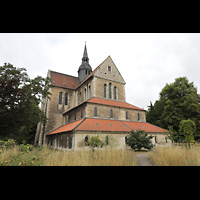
[148,146,200,166]
[0,146,137,166]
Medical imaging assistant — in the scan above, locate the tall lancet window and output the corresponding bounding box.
[114,86,117,100]
[138,113,140,121]
[126,111,128,120]
[65,93,68,105]
[59,92,63,104]
[104,84,107,98]
[110,109,113,118]
[109,83,112,99]
[94,107,97,117]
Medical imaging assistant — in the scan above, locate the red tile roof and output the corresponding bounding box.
[88,97,145,111]
[50,57,104,90]
[50,71,80,90]
[47,119,84,135]
[75,118,131,132]
[122,121,168,133]
[47,118,168,135]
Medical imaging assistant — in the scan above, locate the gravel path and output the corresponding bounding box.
[136,153,154,166]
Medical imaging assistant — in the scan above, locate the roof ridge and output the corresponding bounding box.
[73,118,87,131]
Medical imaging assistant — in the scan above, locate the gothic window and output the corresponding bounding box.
[114,86,117,100]
[138,113,140,121]
[69,136,72,149]
[110,109,113,118]
[125,136,128,145]
[65,93,68,105]
[84,88,87,100]
[109,83,112,99]
[88,85,91,99]
[155,136,157,143]
[59,92,63,104]
[126,111,128,120]
[104,84,107,98]
[94,107,97,117]
[85,136,89,146]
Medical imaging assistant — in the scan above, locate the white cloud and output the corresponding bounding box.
[1,33,200,110]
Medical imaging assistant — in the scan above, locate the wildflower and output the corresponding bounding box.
[31,161,34,164]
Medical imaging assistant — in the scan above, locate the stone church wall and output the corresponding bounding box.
[86,103,146,122]
[73,131,130,149]
[46,131,171,150]
[94,77,126,101]
[45,86,75,134]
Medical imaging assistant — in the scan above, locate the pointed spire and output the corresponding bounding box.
[83,42,88,58]
[78,43,92,83]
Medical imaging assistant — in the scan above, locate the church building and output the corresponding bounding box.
[34,44,170,149]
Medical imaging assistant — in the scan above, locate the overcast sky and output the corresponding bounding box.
[1,33,200,110]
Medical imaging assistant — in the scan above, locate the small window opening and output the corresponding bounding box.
[94,107,97,117]
[126,111,128,120]
[138,113,140,121]
[85,136,89,146]
[155,136,157,143]
[59,92,63,104]
[110,109,113,118]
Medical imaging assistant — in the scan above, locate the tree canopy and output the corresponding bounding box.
[126,130,153,151]
[146,77,200,141]
[0,63,52,143]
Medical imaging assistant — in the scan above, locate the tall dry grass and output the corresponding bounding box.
[148,146,200,166]
[42,148,137,166]
[0,146,137,166]
[0,146,19,162]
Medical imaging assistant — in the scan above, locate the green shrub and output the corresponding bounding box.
[127,130,154,151]
[87,135,105,150]
[19,144,33,152]
[0,139,16,152]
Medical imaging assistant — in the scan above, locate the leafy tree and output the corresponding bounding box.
[126,130,153,151]
[146,77,200,140]
[179,119,196,148]
[0,63,52,143]
[167,126,180,144]
[146,99,165,128]
[86,135,105,150]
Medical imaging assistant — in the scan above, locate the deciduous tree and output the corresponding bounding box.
[0,63,52,143]
[146,77,200,140]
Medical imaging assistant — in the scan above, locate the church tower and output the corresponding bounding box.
[78,44,92,83]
